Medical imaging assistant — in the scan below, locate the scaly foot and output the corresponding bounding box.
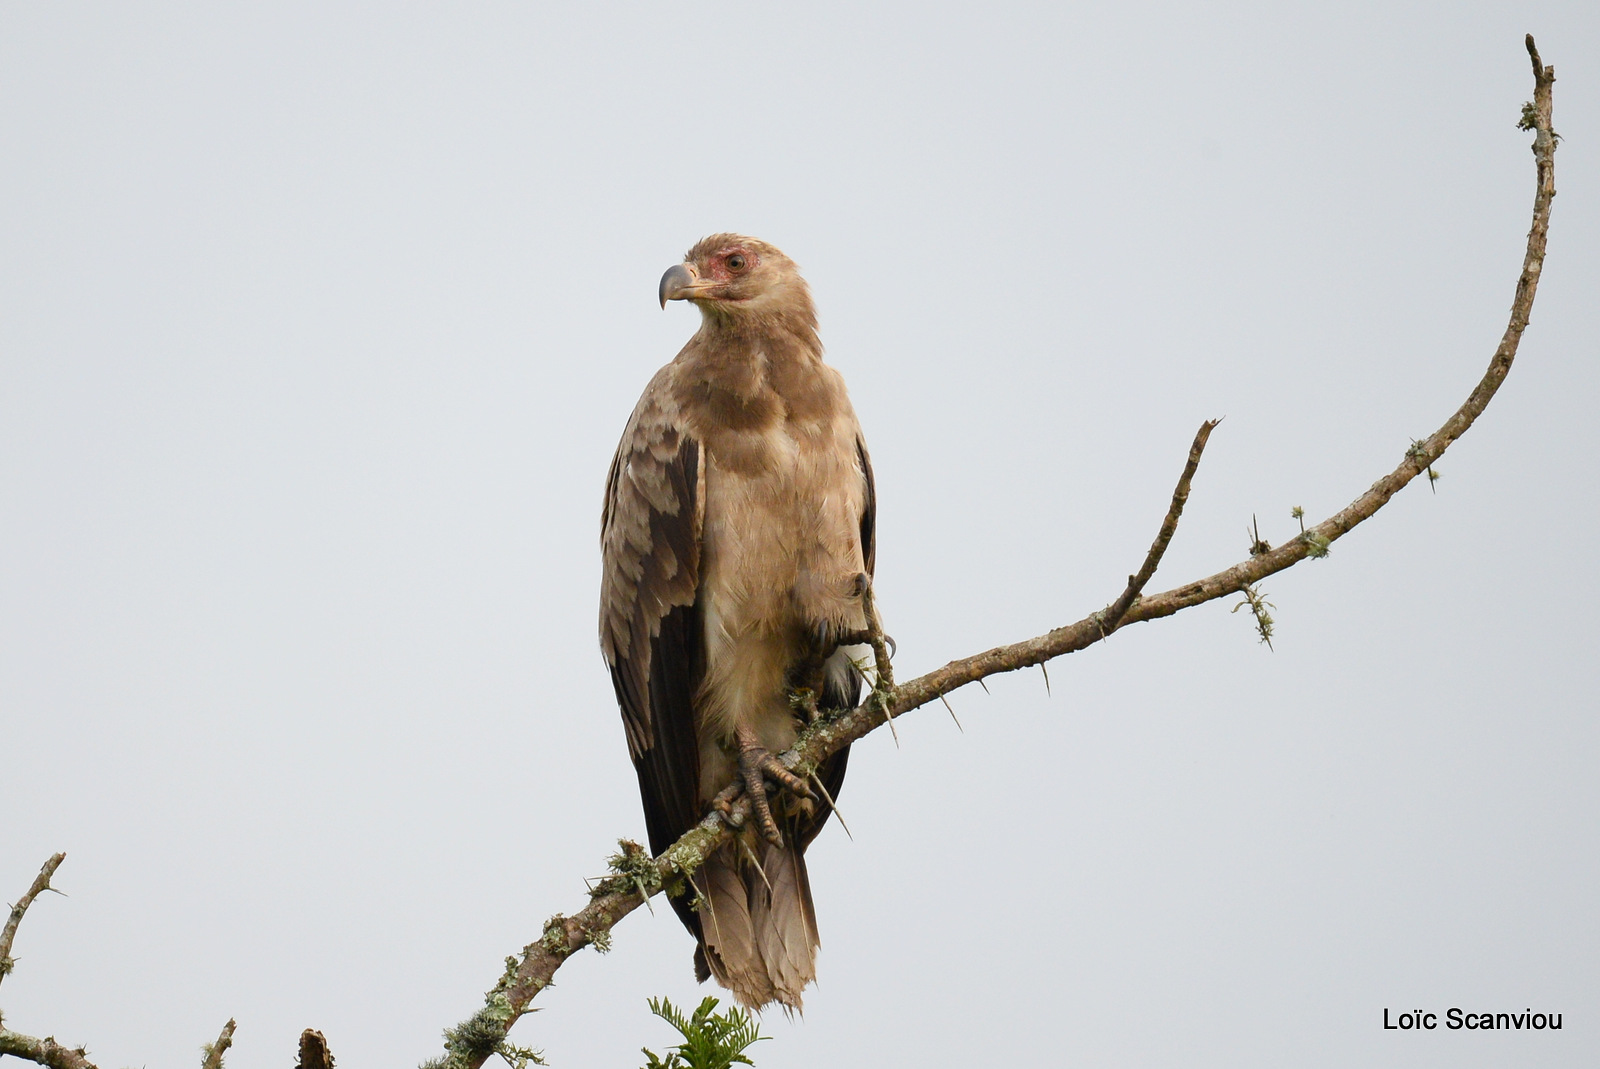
[711,726,814,847]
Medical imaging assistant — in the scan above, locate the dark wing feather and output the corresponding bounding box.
[856,434,877,576]
[600,371,705,858]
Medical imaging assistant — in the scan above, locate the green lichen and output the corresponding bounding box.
[1300,531,1331,558]
[420,990,545,1069]
[592,839,664,904]
[1231,583,1277,649]
[496,1043,546,1069]
[1407,438,1442,493]
[539,917,569,955]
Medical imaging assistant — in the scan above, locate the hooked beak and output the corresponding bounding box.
[658,262,714,308]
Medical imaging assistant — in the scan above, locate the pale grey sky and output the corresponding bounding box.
[2,3,1596,1067]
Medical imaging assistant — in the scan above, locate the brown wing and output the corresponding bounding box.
[600,367,706,858]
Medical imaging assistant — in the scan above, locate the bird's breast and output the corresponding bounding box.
[698,408,865,627]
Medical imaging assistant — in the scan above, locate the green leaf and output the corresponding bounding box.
[639,996,768,1069]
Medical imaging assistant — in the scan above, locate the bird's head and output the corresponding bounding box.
[658,234,815,332]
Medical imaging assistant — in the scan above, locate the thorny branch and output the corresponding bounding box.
[0,856,241,1069]
[0,1031,98,1069]
[0,39,1559,1069]
[0,853,63,987]
[428,38,1559,1069]
[1103,418,1219,631]
[0,854,98,1069]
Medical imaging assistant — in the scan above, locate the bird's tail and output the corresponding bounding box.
[691,840,819,1012]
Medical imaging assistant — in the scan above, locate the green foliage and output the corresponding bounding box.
[639,997,767,1069]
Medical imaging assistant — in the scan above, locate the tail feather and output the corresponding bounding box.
[750,846,816,1006]
[697,841,819,1011]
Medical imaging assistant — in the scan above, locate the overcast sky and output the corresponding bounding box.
[3,3,1597,1067]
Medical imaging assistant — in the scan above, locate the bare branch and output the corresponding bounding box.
[429,39,1558,1069]
[0,859,234,1069]
[1,853,65,987]
[0,1031,99,1069]
[1103,418,1219,631]
[0,855,100,1069]
[200,1019,237,1069]
[857,33,1557,725]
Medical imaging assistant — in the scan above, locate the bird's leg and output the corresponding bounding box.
[711,725,814,848]
[834,572,896,692]
[789,686,822,724]
[709,779,747,829]
[807,574,895,689]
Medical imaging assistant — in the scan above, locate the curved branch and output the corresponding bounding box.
[1104,418,1218,630]
[0,855,100,1069]
[431,38,1558,1069]
[1,857,242,1069]
[1,853,65,987]
[811,33,1557,755]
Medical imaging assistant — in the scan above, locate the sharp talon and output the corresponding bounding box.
[851,572,869,598]
[884,633,897,658]
[811,619,835,653]
[729,727,814,846]
[711,780,747,827]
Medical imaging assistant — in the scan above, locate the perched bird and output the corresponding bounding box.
[600,235,876,1011]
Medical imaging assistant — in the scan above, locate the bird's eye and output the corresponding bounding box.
[726,254,746,271]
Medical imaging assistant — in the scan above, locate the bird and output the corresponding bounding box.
[599,235,876,1011]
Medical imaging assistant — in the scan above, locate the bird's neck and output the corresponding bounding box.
[677,308,829,420]
[694,306,823,367]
